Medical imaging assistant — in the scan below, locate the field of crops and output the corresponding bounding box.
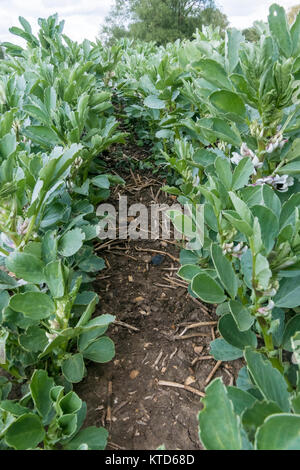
[0,2,300,451]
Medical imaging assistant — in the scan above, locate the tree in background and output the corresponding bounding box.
[101,0,132,43]
[101,0,228,44]
[287,4,300,24]
[242,26,260,42]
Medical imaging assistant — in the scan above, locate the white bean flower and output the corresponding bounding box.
[17,218,29,236]
[255,174,294,192]
[271,174,294,192]
[222,241,248,259]
[0,233,15,251]
[266,133,288,154]
[231,143,263,174]
[231,152,244,165]
[258,300,275,316]
[240,142,256,158]
[46,332,58,343]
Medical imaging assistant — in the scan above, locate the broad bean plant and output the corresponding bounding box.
[0,15,126,449]
[161,4,300,449]
[1,2,300,451]
[0,370,108,450]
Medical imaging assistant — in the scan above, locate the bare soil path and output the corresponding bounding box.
[75,146,242,450]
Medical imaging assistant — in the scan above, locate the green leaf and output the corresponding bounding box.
[255,254,272,290]
[0,270,18,290]
[64,426,108,450]
[274,276,300,308]
[82,336,115,363]
[19,326,48,353]
[58,391,82,415]
[191,272,226,304]
[30,370,54,419]
[58,414,77,438]
[75,296,99,328]
[177,264,203,281]
[282,315,300,351]
[62,354,85,383]
[268,4,292,58]
[276,160,300,175]
[42,230,57,264]
[291,11,300,55]
[24,242,42,258]
[225,28,243,73]
[19,16,32,33]
[271,307,285,347]
[9,292,55,320]
[261,184,282,217]
[229,192,252,225]
[44,87,56,113]
[242,400,282,435]
[223,210,253,237]
[244,348,290,412]
[219,314,257,350]
[78,331,105,353]
[75,291,98,306]
[0,400,30,417]
[91,175,110,189]
[197,59,232,90]
[193,148,216,167]
[210,90,246,119]
[23,126,60,147]
[0,133,16,157]
[78,255,105,273]
[78,315,114,351]
[44,260,65,298]
[198,378,243,450]
[9,24,38,45]
[211,118,242,147]
[280,193,300,228]
[6,252,45,283]
[292,392,300,413]
[23,104,50,126]
[215,157,232,190]
[255,414,300,450]
[226,386,257,415]
[170,213,197,239]
[229,300,254,332]
[80,224,99,241]
[144,95,165,109]
[39,328,79,359]
[232,157,254,190]
[210,338,243,361]
[251,205,279,253]
[58,228,85,257]
[5,413,45,450]
[211,244,238,299]
[285,138,300,162]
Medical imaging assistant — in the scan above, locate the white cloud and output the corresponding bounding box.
[0,0,114,44]
[0,0,298,45]
[217,0,297,29]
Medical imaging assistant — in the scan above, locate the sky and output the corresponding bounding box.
[0,0,298,45]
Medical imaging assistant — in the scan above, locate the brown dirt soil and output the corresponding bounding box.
[75,147,243,450]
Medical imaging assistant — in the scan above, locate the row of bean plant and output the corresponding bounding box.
[0,15,126,450]
[109,4,300,450]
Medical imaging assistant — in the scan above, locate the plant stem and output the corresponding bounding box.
[257,316,293,390]
[21,214,37,247]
